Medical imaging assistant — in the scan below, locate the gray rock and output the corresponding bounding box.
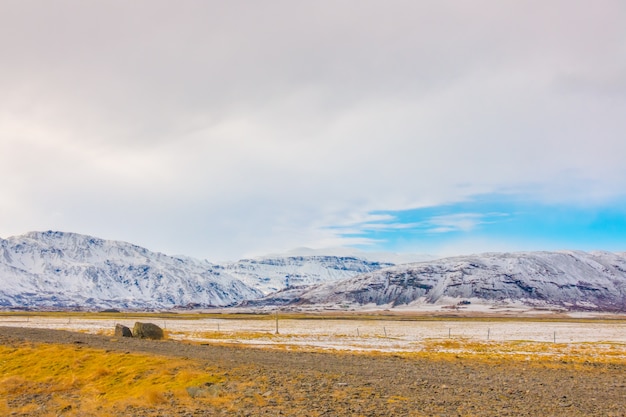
[132,322,164,340]
[114,324,133,337]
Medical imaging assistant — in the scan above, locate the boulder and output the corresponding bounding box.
[132,322,164,340]
[114,324,133,338]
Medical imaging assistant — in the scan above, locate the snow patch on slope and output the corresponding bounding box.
[0,231,261,310]
[223,256,394,295]
[247,251,626,312]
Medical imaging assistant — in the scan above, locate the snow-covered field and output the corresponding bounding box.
[2,315,626,353]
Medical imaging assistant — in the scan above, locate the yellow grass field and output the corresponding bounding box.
[2,312,626,416]
[0,342,236,416]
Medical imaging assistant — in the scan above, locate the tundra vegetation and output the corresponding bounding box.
[1,312,626,416]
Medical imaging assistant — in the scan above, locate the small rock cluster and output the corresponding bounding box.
[114,322,164,340]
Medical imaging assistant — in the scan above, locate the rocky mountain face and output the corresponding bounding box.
[0,231,261,310]
[3,231,626,312]
[0,231,392,310]
[247,251,626,312]
[223,256,394,295]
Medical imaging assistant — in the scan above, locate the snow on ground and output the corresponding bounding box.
[2,315,626,353]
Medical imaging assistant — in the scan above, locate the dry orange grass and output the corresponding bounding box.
[200,334,626,370]
[0,342,227,416]
[180,327,626,367]
[393,338,626,367]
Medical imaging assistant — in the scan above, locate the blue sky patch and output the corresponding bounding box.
[336,194,626,255]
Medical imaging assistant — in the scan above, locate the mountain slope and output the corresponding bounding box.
[223,256,394,295]
[0,231,261,309]
[4,232,626,312]
[248,251,626,312]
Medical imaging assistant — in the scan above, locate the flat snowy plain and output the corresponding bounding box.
[2,311,626,356]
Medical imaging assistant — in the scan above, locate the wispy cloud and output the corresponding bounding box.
[426,213,484,233]
[424,212,509,234]
[334,194,626,257]
[337,210,507,237]
[357,222,423,231]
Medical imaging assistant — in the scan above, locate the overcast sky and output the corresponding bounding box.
[1,1,625,261]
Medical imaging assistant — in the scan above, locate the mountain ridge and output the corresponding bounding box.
[246,250,626,312]
[2,231,626,312]
[0,231,260,310]
[0,231,391,310]
[223,255,394,295]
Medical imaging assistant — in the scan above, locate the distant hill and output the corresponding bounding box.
[246,251,626,312]
[223,256,394,295]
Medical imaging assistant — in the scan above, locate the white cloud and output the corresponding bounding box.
[1,1,625,259]
[425,214,486,234]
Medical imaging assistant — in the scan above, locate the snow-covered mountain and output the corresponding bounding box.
[0,231,392,310]
[223,256,394,295]
[246,251,626,312]
[4,231,626,313]
[0,231,261,310]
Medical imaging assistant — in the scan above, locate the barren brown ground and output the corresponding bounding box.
[1,326,625,416]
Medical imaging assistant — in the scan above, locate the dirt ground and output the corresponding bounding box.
[1,326,625,416]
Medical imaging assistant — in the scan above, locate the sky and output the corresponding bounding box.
[1,1,625,261]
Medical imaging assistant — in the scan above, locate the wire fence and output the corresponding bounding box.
[1,316,626,344]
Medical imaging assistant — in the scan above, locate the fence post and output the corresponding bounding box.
[275,311,279,335]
